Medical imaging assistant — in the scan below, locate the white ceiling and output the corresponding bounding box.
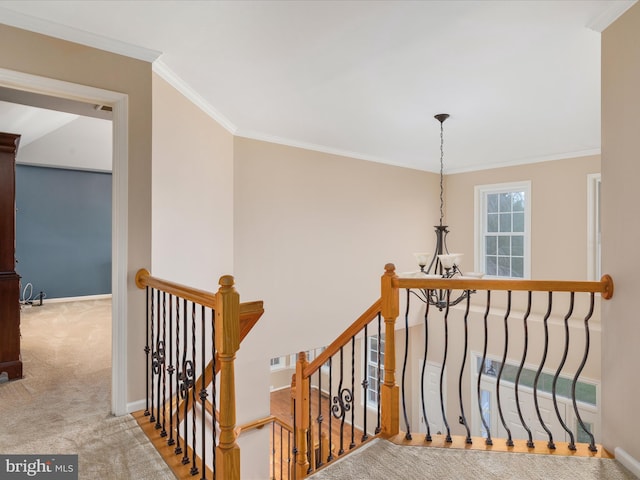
[0,0,636,173]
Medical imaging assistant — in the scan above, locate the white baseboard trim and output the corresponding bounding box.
[43,294,113,304]
[270,385,291,393]
[126,398,147,415]
[615,447,640,478]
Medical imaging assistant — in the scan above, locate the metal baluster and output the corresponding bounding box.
[144,286,151,417]
[361,323,369,442]
[317,365,323,467]
[477,290,493,446]
[327,356,334,462]
[155,290,162,431]
[190,303,199,476]
[534,292,555,450]
[332,347,347,455]
[458,292,472,444]
[375,313,382,435]
[160,292,168,437]
[349,337,356,449]
[181,301,191,465]
[213,318,218,479]
[440,290,452,443]
[200,305,208,479]
[287,427,292,480]
[496,291,513,447]
[552,292,576,451]
[515,291,534,448]
[573,293,597,452]
[150,288,156,424]
[168,294,175,446]
[402,289,412,440]
[174,297,183,456]
[292,399,297,480]
[307,378,312,473]
[421,292,432,442]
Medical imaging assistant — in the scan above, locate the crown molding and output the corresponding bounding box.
[235,129,421,172]
[586,0,638,32]
[152,59,237,134]
[446,148,601,175]
[0,7,161,62]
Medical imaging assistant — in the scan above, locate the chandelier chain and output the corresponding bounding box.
[439,120,444,226]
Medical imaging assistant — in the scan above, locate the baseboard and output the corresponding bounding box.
[615,447,640,478]
[126,398,147,415]
[270,385,291,393]
[43,293,112,304]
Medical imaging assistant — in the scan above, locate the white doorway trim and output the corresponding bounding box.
[0,67,129,416]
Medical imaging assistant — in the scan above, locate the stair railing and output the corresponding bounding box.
[292,299,385,478]
[135,269,264,480]
[388,263,614,454]
[291,264,614,478]
[237,415,294,480]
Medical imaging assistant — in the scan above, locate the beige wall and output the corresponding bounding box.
[151,73,234,288]
[446,155,600,281]
[234,137,439,427]
[0,24,152,405]
[234,137,439,358]
[602,1,640,462]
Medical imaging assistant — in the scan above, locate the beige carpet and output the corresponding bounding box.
[308,438,637,480]
[0,299,175,480]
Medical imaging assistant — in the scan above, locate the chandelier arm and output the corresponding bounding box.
[409,288,430,304]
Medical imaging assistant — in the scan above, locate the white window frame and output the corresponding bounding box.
[270,355,286,371]
[365,333,385,409]
[587,174,601,281]
[475,181,531,279]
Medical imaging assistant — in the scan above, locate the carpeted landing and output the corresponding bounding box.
[0,300,175,480]
[308,438,637,480]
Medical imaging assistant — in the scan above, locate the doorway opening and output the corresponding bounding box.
[0,67,129,415]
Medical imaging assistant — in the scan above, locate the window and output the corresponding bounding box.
[475,182,531,278]
[270,356,285,371]
[587,174,601,281]
[476,357,597,406]
[366,334,385,406]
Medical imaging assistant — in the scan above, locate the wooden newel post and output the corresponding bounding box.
[294,351,310,478]
[381,263,399,436]
[215,275,241,480]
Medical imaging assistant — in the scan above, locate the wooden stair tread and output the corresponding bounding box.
[385,432,614,458]
[132,409,214,480]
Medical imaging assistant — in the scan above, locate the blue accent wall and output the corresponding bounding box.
[15,165,112,299]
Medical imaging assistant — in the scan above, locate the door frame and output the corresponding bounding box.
[0,67,129,416]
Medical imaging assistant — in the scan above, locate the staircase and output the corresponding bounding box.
[133,264,626,479]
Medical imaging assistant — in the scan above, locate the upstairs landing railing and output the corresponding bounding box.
[134,269,264,480]
[291,264,614,478]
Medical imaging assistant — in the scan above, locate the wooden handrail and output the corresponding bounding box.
[135,268,217,308]
[303,298,382,378]
[395,274,614,299]
[238,415,293,434]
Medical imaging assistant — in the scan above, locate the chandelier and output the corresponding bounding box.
[413,114,479,310]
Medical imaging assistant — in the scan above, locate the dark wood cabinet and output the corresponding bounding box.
[0,132,22,380]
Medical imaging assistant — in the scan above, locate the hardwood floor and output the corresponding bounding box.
[269,387,370,479]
